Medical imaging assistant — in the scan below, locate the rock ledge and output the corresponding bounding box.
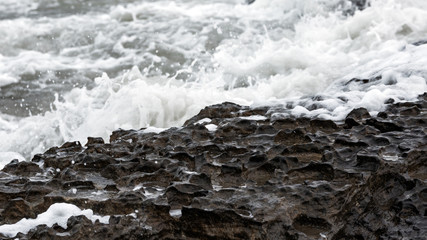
[0,94,426,239]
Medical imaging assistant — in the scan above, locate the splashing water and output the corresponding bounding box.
[0,0,426,166]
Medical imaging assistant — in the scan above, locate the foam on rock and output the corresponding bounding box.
[0,93,425,239]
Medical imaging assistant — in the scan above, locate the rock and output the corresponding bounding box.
[189,173,213,190]
[346,107,371,120]
[274,129,311,145]
[377,111,388,118]
[292,214,332,237]
[1,198,35,224]
[355,154,380,172]
[2,161,42,177]
[85,137,105,146]
[245,154,268,169]
[0,94,425,239]
[365,118,404,132]
[309,119,338,133]
[350,0,368,10]
[400,106,421,116]
[259,156,288,173]
[412,39,427,46]
[62,181,95,190]
[344,117,360,129]
[287,163,334,182]
[179,207,265,239]
[334,136,368,147]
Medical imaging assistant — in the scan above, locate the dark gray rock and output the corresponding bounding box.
[0,93,426,239]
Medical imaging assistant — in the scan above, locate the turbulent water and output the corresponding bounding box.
[0,0,426,167]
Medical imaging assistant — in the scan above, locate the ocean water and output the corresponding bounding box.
[0,0,426,167]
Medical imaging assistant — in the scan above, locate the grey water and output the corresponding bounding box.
[0,0,426,166]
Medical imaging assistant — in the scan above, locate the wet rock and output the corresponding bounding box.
[165,184,208,208]
[218,164,245,187]
[189,173,213,190]
[168,152,195,170]
[23,184,54,204]
[412,39,427,46]
[58,168,80,181]
[346,107,371,120]
[255,125,277,134]
[259,156,288,173]
[365,118,404,132]
[85,137,105,146]
[377,111,388,118]
[407,150,427,180]
[75,154,115,171]
[119,169,177,188]
[62,180,95,190]
[179,207,265,239]
[334,136,368,147]
[274,129,311,145]
[1,197,35,224]
[0,95,425,239]
[100,162,140,180]
[2,161,42,177]
[245,154,268,169]
[400,106,421,116]
[309,119,338,133]
[292,214,332,237]
[65,215,96,238]
[103,184,119,192]
[355,154,380,172]
[344,117,360,129]
[184,102,242,126]
[288,163,334,182]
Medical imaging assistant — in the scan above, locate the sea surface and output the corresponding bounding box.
[0,0,426,167]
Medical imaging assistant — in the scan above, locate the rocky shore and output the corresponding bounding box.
[0,94,426,239]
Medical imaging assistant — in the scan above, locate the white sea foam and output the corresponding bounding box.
[0,0,426,165]
[0,152,25,170]
[169,209,182,218]
[140,126,168,134]
[205,124,219,132]
[0,203,109,237]
[196,118,212,124]
[240,115,267,121]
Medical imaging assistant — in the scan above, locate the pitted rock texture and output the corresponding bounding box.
[0,94,426,239]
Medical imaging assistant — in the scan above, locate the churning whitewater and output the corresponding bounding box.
[0,0,426,167]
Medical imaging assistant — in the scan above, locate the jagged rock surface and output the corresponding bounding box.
[0,94,426,239]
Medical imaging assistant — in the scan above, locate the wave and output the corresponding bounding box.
[0,0,426,166]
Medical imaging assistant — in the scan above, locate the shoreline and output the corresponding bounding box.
[0,93,426,239]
